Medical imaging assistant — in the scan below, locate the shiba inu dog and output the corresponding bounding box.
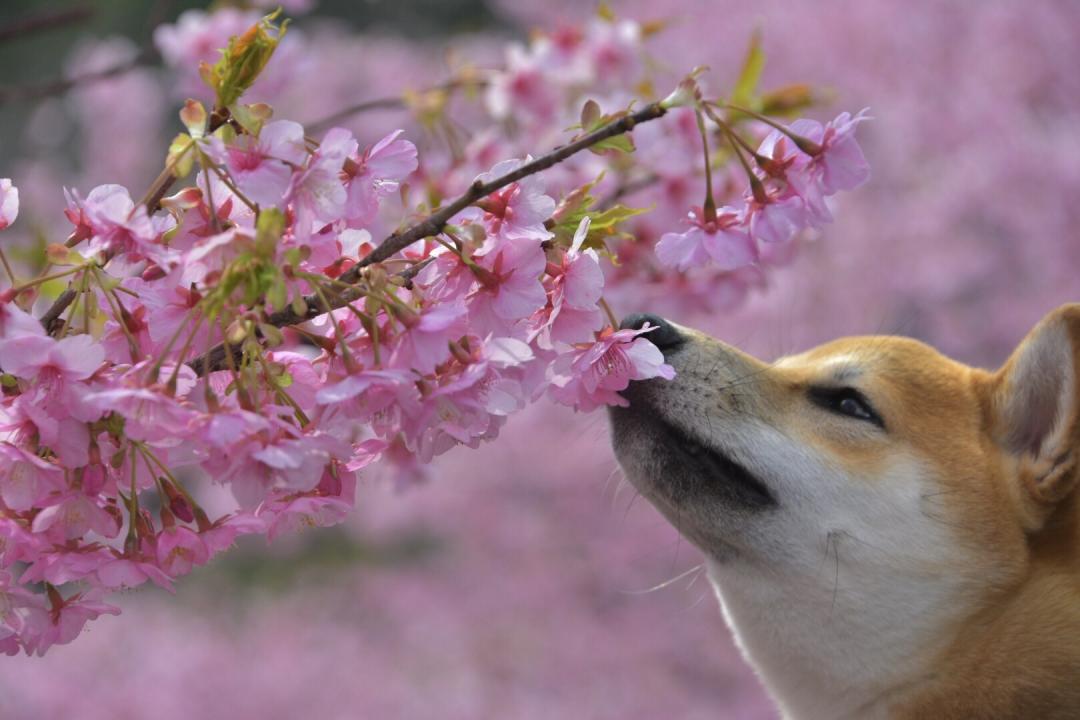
[609,304,1080,720]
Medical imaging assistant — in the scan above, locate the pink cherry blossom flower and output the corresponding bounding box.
[21,588,120,656]
[756,134,832,227]
[198,512,267,560]
[155,526,210,576]
[465,158,555,245]
[389,297,468,374]
[96,556,175,591]
[532,217,604,348]
[550,325,675,412]
[20,547,115,586]
[557,217,605,309]
[31,492,120,542]
[287,127,356,241]
[0,296,44,342]
[746,192,809,245]
[207,119,307,206]
[84,385,198,446]
[343,129,418,227]
[0,571,45,653]
[656,207,758,271]
[0,517,46,566]
[0,179,18,231]
[204,425,350,508]
[584,18,643,88]
[0,394,91,467]
[315,369,416,417]
[467,238,548,334]
[65,185,172,265]
[0,443,64,512]
[260,468,357,541]
[794,109,872,194]
[0,332,104,416]
[757,110,871,196]
[485,45,560,122]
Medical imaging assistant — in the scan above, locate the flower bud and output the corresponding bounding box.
[660,67,707,109]
[169,496,195,524]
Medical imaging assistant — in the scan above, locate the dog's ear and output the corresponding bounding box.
[991,304,1080,521]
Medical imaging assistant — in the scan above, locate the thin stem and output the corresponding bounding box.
[164,313,205,391]
[310,283,357,370]
[146,305,201,383]
[90,266,141,360]
[694,108,717,222]
[701,103,770,165]
[720,102,823,155]
[256,353,310,427]
[124,445,139,554]
[10,265,83,293]
[56,271,88,340]
[207,160,259,214]
[0,248,15,286]
[598,297,619,329]
[717,120,767,203]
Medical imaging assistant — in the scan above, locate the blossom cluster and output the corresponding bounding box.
[0,9,869,655]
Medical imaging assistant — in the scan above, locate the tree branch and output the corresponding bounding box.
[188,101,667,375]
[305,78,484,133]
[0,5,94,44]
[0,50,154,106]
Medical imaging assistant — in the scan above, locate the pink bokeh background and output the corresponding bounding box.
[3,0,1079,717]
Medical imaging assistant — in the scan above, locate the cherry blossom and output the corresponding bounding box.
[0,179,18,231]
[206,119,308,206]
[656,207,757,271]
[550,325,676,411]
[0,6,874,656]
[343,130,419,228]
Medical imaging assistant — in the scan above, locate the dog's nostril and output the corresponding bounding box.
[619,313,684,351]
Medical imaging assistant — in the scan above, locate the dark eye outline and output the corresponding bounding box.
[807,386,886,429]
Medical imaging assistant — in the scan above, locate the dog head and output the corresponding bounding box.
[609,304,1080,717]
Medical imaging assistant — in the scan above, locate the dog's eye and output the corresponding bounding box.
[807,387,884,429]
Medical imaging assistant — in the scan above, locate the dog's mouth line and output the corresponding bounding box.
[653,416,776,507]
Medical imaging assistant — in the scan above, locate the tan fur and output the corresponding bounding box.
[610,304,1080,719]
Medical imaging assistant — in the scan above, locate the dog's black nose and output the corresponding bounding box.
[619,313,684,351]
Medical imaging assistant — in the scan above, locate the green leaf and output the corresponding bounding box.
[589,134,635,156]
[759,83,816,118]
[230,102,274,136]
[201,11,288,109]
[589,203,649,232]
[731,30,765,109]
[549,177,648,252]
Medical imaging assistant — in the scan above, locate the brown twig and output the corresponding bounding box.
[189,258,435,374]
[0,49,155,106]
[189,101,667,375]
[0,5,94,44]
[305,78,483,132]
